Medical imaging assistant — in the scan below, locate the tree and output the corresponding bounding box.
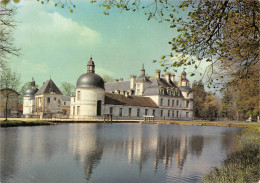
[60,82,75,96]
[219,89,236,120]
[102,74,114,83]
[0,66,20,121]
[0,3,19,70]
[203,93,218,120]
[192,80,206,119]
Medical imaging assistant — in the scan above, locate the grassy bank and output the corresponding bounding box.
[0,120,55,127]
[203,126,260,183]
[156,120,259,128]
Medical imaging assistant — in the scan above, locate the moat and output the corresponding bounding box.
[0,123,242,183]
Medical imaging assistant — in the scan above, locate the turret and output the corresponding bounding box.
[87,57,95,73]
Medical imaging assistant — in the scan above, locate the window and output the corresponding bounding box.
[177,111,179,118]
[110,107,113,114]
[119,108,122,117]
[74,98,75,102]
[186,112,189,118]
[168,99,170,106]
[168,110,170,117]
[137,109,140,117]
[172,111,174,117]
[172,100,175,107]
[47,97,50,103]
[54,97,56,101]
[73,106,75,115]
[187,93,189,97]
[77,106,80,115]
[160,98,163,106]
[161,110,163,117]
[145,109,148,115]
[64,102,66,105]
[153,109,155,116]
[176,100,179,106]
[58,99,61,104]
[129,108,132,116]
[186,101,189,108]
[77,91,81,100]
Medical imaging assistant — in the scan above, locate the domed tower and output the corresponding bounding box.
[179,69,193,120]
[70,57,105,118]
[23,78,39,118]
[135,64,151,96]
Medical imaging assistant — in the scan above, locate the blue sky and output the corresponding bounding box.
[10,1,205,88]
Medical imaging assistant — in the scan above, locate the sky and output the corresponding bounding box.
[9,0,205,88]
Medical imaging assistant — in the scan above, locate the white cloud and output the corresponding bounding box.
[15,11,101,49]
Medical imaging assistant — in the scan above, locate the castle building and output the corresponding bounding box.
[23,78,38,118]
[23,78,71,118]
[70,57,193,120]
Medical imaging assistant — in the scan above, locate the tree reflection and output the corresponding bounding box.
[190,135,204,157]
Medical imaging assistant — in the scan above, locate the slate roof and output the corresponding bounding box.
[143,78,178,95]
[35,79,62,95]
[105,81,132,92]
[179,86,192,92]
[105,93,158,107]
[136,75,151,82]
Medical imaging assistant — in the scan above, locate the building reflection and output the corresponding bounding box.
[72,124,104,181]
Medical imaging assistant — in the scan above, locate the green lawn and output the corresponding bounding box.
[156,120,259,128]
[0,120,54,127]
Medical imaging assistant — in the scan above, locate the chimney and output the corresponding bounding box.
[119,78,123,82]
[178,76,182,87]
[165,72,171,83]
[130,75,136,89]
[171,73,175,82]
[156,69,161,79]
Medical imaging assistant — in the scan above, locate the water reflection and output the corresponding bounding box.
[0,124,242,183]
[0,128,19,182]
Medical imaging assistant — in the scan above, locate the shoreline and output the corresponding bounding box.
[1,118,258,128]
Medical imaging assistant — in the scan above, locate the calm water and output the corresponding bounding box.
[0,123,242,183]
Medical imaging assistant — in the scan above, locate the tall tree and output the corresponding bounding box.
[0,3,19,70]
[0,66,20,121]
[60,82,75,96]
[192,80,206,119]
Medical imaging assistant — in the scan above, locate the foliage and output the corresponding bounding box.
[235,73,259,118]
[0,66,20,121]
[102,74,114,83]
[0,3,19,70]
[219,89,236,119]
[192,80,218,119]
[60,82,75,96]
[0,120,54,127]
[203,127,260,183]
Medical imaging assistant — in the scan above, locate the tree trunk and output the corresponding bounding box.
[4,95,8,121]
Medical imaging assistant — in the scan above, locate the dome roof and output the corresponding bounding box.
[24,87,38,97]
[76,73,104,89]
